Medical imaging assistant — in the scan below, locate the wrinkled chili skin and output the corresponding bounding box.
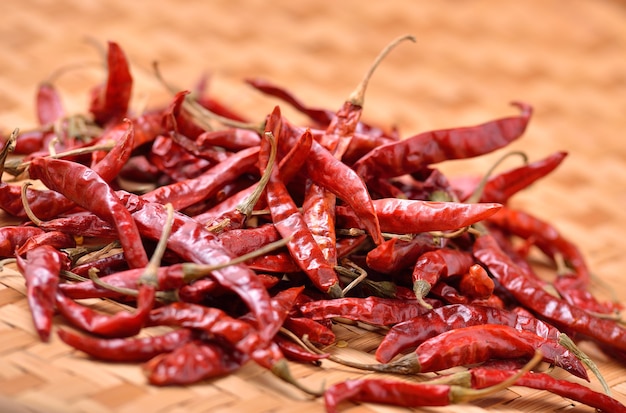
[324,379,451,413]
[375,303,587,381]
[144,340,245,386]
[299,296,434,326]
[28,157,149,269]
[474,234,626,353]
[0,226,45,257]
[354,102,532,181]
[336,198,502,235]
[411,324,577,376]
[117,192,277,343]
[55,285,155,338]
[16,245,68,341]
[470,368,626,413]
[57,328,194,362]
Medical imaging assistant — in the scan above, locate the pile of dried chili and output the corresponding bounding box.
[1,37,625,412]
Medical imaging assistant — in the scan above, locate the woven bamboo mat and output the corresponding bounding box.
[1,0,626,412]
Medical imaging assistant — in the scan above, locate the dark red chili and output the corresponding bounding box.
[89,41,133,126]
[57,328,193,362]
[15,245,69,341]
[336,198,502,235]
[375,303,588,380]
[474,233,626,353]
[388,324,582,378]
[470,368,626,413]
[353,102,532,181]
[28,158,149,269]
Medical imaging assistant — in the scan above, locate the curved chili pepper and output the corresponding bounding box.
[28,157,149,269]
[389,324,582,378]
[15,230,76,257]
[55,285,155,338]
[375,303,588,381]
[353,102,532,181]
[274,334,329,364]
[36,82,65,127]
[486,207,619,315]
[366,233,438,275]
[0,226,45,257]
[89,41,133,126]
[336,198,502,235]
[57,328,193,362]
[458,263,495,300]
[458,151,568,204]
[89,120,135,183]
[117,193,276,341]
[144,339,246,386]
[141,146,259,210]
[283,316,336,345]
[299,296,434,327]
[470,368,626,413]
[411,248,475,306]
[196,128,261,151]
[15,245,68,341]
[474,234,626,353]
[60,264,186,299]
[261,110,340,296]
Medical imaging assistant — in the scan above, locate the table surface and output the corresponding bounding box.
[1,1,626,412]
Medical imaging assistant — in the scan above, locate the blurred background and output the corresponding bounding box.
[0,1,625,411]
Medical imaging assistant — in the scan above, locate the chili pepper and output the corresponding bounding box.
[28,157,149,269]
[55,283,155,338]
[149,135,216,182]
[459,151,568,204]
[116,192,276,342]
[194,127,313,226]
[216,224,281,257]
[0,182,77,220]
[487,207,619,315]
[57,327,193,362]
[15,245,68,341]
[60,264,184,299]
[141,146,259,210]
[89,41,133,126]
[177,272,282,304]
[36,213,117,239]
[335,198,502,235]
[473,233,626,353]
[195,127,261,151]
[458,263,495,300]
[323,352,541,413]
[470,368,626,413]
[162,90,207,141]
[386,324,582,378]
[366,233,439,275]
[411,248,475,307]
[299,296,434,327]
[0,226,45,257]
[261,111,341,296]
[144,339,247,386]
[245,77,334,126]
[283,316,336,345]
[274,334,329,364]
[353,102,532,181]
[302,180,338,265]
[36,82,65,127]
[89,119,135,183]
[375,303,588,381]
[15,230,76,257]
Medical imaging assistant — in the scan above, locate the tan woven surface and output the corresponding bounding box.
[1,0,626,412]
